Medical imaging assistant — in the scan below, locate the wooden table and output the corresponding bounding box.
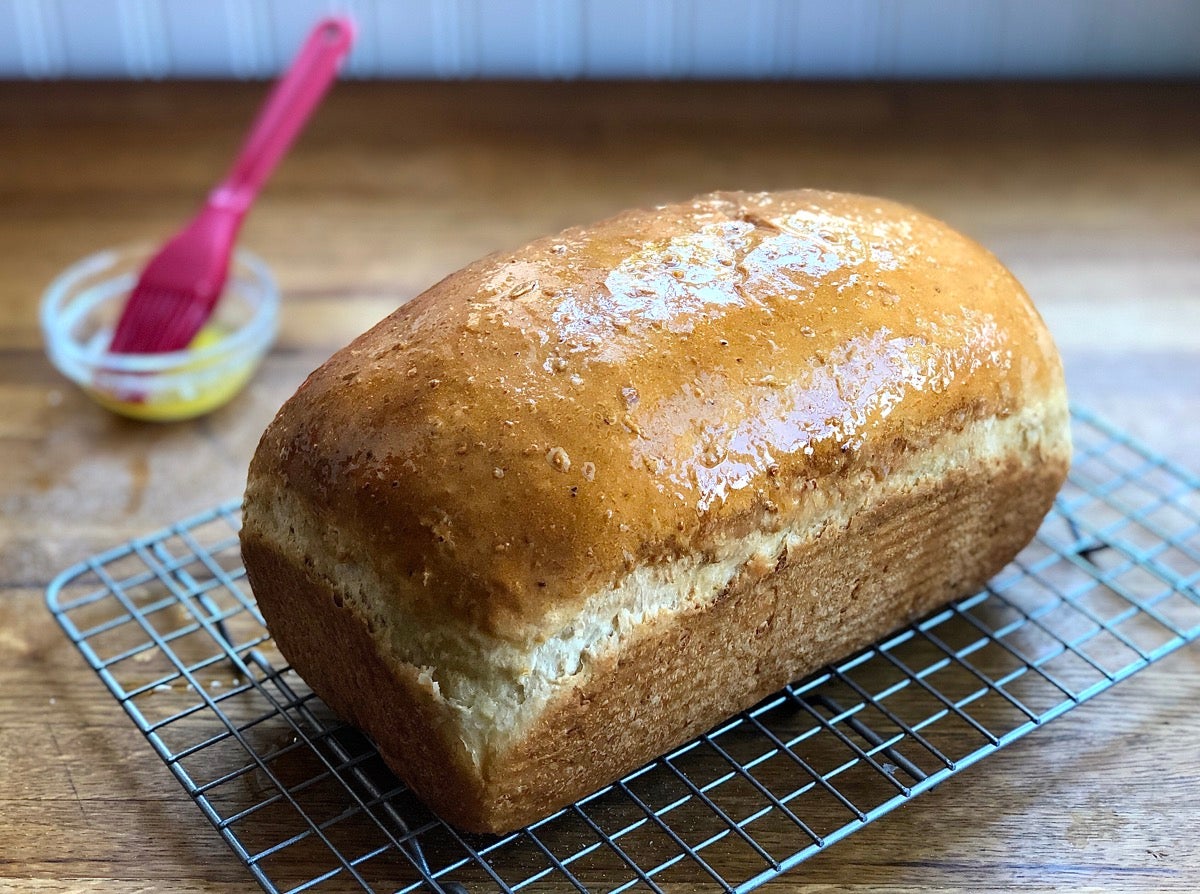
[2,82,1198,892]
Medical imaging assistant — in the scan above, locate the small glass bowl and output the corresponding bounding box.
[41,244,279,421]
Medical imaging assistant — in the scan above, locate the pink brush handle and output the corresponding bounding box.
[210,17,355,213]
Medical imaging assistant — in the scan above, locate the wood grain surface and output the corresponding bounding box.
[1,81,1198,893]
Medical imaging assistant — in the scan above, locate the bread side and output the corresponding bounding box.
[241,398,1068,832]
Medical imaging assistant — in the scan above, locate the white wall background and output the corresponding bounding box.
[4,0,1199,79]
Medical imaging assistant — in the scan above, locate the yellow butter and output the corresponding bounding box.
[88,325,255,422]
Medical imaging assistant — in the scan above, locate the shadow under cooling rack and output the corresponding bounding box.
[46,406,1200,894]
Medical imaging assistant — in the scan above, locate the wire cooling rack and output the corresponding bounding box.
[47,406,1200,894]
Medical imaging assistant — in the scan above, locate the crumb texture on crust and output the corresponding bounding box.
[246,189,1067,642]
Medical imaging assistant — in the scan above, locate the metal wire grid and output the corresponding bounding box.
[45,405,1200,894]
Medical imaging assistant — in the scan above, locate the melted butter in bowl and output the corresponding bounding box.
[86,324,260,421]
[41,245,279,422]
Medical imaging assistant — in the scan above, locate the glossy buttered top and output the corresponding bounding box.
[251,190,1064,640]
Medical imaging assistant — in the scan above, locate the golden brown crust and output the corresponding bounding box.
[244,451,1067,833]
[241,188,1071,834]
[247,189,1064,641]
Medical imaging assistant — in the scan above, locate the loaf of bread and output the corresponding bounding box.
[240,189,1070,834]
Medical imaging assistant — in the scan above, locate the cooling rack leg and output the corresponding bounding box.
[1062,514,1113,565]
[803,694,928,783]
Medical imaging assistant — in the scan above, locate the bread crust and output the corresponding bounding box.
[240,189,1071,834]
[244,189,1065,642]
